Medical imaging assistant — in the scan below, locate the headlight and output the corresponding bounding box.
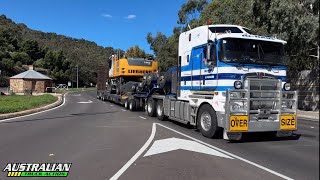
[234,81,242,89]
[283,83,291,91]
[230,102,247,112]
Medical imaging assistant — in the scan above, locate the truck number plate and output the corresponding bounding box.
[229,115,248,132]
[280,115,297,130]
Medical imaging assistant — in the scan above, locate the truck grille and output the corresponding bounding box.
[245,78,281,111]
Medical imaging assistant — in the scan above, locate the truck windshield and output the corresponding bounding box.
[219,38,286,66]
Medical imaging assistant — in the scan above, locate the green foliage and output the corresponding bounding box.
[177,0,207,27]
[11,52,32,64]
[21,40,43,61]
[146,27,180,71]
[147,0,319,72]
[1,58,14,69]
[0,94,57,114]
[199,0,319,71]
[0,15,117,86]
[125,45,146,58]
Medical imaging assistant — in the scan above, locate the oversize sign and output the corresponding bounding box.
[229,115,248,132]
[280,114,297,130]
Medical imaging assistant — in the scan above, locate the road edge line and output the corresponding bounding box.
[109,123,156,180]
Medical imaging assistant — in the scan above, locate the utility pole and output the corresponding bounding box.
[76,64,79,89]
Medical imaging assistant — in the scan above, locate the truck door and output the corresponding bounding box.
[191,45,218,91]
[201,43,218,91]
[191,47,204,90]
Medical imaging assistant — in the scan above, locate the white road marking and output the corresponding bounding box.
[72,94,81,96]
[310,126,314,129]
[110,105,114,107]
[110,123,156,180]
[139,116,146,119]
[144,137,233,159]
[122,109,126,112]
[49,154,54,157]
[156,123,294,180]
[0,93,67,123]
[110,123,294,180]
[77,100,93,104]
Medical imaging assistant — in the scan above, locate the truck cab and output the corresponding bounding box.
[162,24,297,140]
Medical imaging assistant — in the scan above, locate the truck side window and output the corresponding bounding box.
[210,44,217,66]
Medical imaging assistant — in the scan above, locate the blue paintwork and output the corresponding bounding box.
[180,86,234,91]
[181,73,286,81]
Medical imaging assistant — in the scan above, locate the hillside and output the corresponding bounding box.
[0,15,114,86]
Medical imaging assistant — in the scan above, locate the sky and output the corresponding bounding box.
[0,0,186,54]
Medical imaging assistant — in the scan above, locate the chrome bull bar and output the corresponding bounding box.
[225,78,298,132]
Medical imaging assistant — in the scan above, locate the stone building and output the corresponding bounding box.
[10,66,52,93]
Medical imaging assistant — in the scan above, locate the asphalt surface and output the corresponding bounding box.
[0,90,318,180]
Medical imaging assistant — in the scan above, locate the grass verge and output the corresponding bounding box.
[0,94,57,114]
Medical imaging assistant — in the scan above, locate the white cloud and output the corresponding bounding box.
[102,14,112,18]
[124,14,136,19]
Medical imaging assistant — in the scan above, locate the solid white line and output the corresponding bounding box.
[156,123,294,180]
[139,116,146,120]
[0,93,67,123]
[109,123,156,180]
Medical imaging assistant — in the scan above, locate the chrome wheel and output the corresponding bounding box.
[124,100,128,109]
[147,101,153,114]
[156,103,162,117]
[200,111,211,131]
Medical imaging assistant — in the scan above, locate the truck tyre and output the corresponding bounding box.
[124,99,129,109]
[156,100,166,121]
[147,97,156,117]
[197,104,221,138]
[135,98,140,110]
[129,99,136,111]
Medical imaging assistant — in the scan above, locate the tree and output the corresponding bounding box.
[1,58,14,70]
[177,0,208,29]
[11,52,32,64]
[146,30,179,71]
[21,40,42,61]
[125,45,146,58]
[198,0,319,71]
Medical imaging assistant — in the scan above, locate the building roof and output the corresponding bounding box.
[10,70,52,80]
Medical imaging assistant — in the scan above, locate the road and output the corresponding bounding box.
[0,90,318,180]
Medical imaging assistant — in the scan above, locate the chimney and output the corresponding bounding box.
[29,65,34,70]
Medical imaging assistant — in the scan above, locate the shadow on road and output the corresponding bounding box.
[230,132,301,143]
[0,111,119,124]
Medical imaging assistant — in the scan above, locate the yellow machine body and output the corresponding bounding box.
[109,55,158,78]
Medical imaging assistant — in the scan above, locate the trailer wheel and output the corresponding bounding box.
[129,99,136,111]
[135,98,140,110]
[156,100,166,121]
[147,97,156,117]
[124,99,129,109]
[197,104,221,138]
